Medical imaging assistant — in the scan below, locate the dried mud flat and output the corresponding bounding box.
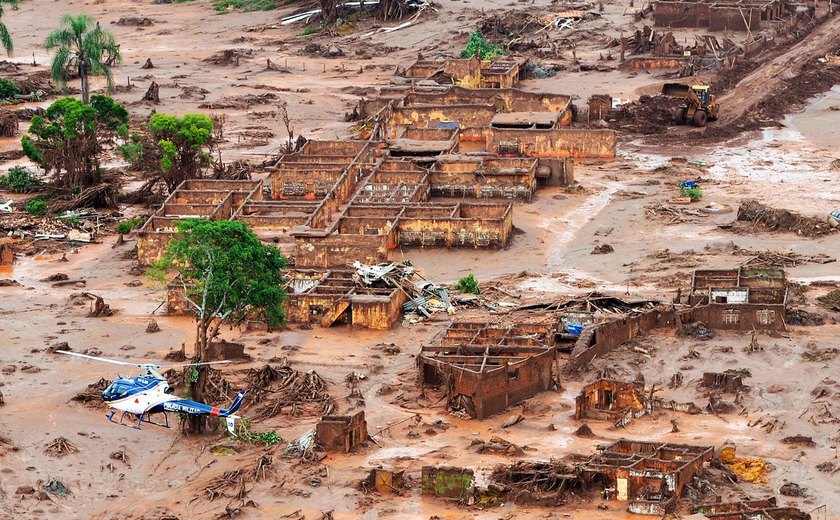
[0,1,839,520]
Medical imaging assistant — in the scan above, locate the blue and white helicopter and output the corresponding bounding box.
[58,350,246,435]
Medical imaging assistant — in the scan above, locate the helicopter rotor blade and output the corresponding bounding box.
[57,350,141,367]
[159,360,233,369]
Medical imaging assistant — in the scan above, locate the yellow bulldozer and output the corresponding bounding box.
[661,83,720,127]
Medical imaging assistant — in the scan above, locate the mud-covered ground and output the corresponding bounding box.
[1,0,839,519]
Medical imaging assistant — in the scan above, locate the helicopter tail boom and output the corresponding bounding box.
[224,391,246,415]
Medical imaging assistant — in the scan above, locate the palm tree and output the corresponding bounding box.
[0,0,18,55]
[45,14,121,104]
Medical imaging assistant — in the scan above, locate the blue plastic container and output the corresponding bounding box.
[567,323,584,335]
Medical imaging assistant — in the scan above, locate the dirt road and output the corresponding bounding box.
[717,13,840,125]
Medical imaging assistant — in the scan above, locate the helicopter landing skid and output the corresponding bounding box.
[107,411,171,430]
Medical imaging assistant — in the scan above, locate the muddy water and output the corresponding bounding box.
[787,84,840,150]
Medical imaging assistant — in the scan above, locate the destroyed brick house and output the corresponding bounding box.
[691,497,812,519]
[137,57,619,331]
[582,440,714,515]
[561,295,677,371]
[654,0,789,32]
[576,378,703,428]
[487,439,714,514]
[399,55,528,89]
[418,320,559,419]
[688,267,788,331]
[316,411,367,453]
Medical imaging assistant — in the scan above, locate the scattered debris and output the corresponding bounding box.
[473,436,524,456]
[785,308,825,326]
[779,481,806,497]
[737,200,836,237]
[43,479,71,497]
[719,443,768,484]
[781,435,815,447]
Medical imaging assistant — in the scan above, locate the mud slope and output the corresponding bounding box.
[716,14,840,125]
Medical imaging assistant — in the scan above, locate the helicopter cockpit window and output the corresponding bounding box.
[105,382,131,398]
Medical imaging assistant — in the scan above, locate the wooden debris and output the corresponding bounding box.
[44,437,79,458]
[244,363,335,420]
[71,378,111,408]
[737,200,835,237]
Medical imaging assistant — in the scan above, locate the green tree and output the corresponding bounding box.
[21,95,128,190]
[152,219,287,433]
[45,14,121,104]
[0,0,18,56]
[149,113,214,191]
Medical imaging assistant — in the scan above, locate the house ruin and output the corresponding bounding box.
[316,411,368,453]
[688,267,788,331]
[582,439,714,515]
[576,378,703,428]
[690,497,812,519]
[399,55,528,89]
[418,320,558,419]
[654,0,787,32]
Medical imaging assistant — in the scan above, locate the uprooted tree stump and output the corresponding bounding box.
[110,448,130,465]
[146,319,161,333]
[44,437,79,458]
[0,110,19,137]
[81,292,114,317]
[72,378,111,408]
[142,81,160,103]
[0,243,14,265]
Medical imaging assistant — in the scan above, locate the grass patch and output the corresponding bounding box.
[213,0,277,13]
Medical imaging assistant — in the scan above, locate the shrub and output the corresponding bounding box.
[26,198,48,216]
[118,139,144,166]
[235,418,282,445]
[461,31,507,60]
[116,217,144,235]
[0,78,20,100]
[455,274,480,294]
[0,166,39,193]
[681,186,703,201]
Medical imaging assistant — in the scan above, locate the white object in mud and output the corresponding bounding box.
[828,209,840,228]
